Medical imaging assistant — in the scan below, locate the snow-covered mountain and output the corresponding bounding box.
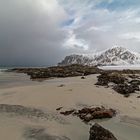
[58,46,140,66]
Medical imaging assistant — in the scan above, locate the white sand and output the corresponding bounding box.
[0,74,140,117]
[0,74,140,140]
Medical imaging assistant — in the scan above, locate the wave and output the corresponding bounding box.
[0,68,7,74]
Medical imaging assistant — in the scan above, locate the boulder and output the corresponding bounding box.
[59,107,116,123]
[96,72,126,86]
[129,80,140,91]
[96,71,140,97]
[89,123,117,140]
[113,83,136,96]
[91,110,115,119]
[81,76,86,79]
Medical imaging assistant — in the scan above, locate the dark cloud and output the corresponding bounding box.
[0,0,70,66]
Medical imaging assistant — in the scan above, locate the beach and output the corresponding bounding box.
[0,71,140,140]
[1,0,140,139]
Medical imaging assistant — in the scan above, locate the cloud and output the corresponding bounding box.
[0,0,69,66]
[60,0,140,52]
[63,30,89,50]
[120,32,140,42]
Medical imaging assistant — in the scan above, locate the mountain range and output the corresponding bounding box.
[58,46,140,66]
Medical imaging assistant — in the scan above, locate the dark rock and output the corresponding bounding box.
[79,109,116,122]
[128,75,139,79]
[59,107,116,123]
[81,76,86,79]
[58,84,65,87]
[129,79,140,84]
[131,84,140,91]
[60,109,75,116]
[78,107,95,114]
[122,69,140,74]
[10,64,101,80]
[95,73,109,86]
[129,80,140,91]
[96,71,140,97]
[137,96,140,98]
[113,84,136,96]
[89,123,117,140]
[56,107,63,111]
[81,114,94,122]
[91,110,115,119]
[96,72,126,86]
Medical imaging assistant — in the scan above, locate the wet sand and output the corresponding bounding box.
[0,73,140,140]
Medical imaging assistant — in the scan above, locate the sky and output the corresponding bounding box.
[0,0,140,66]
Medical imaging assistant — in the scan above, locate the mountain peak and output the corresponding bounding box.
[111,46,126,50]
[105,46,126,54]
[58,47,140,66]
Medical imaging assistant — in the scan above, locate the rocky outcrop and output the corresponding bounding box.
[59,107,116,123]
[89,123,117,140]
[129,79,140,87]
[95,72,126,86]
[113,83,139,97]
[113,84,133,97]
[96,72,140,97]
[10,64,101,80]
